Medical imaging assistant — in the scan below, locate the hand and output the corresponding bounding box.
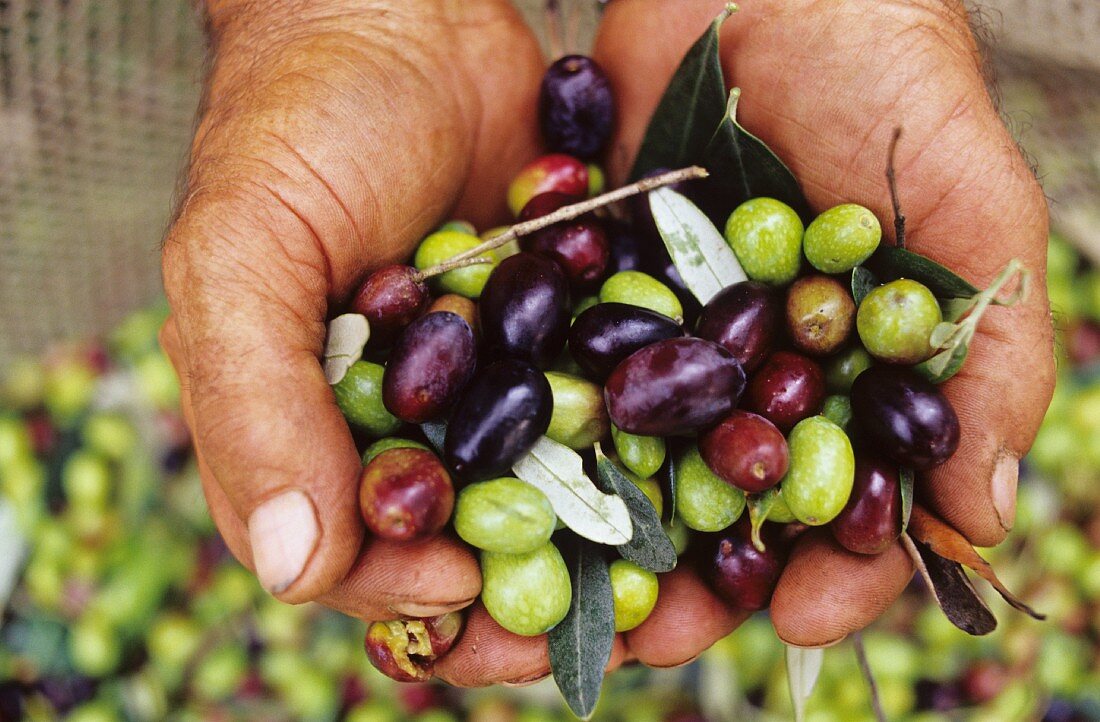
[159,0,563,683]
[593,0,1054,654]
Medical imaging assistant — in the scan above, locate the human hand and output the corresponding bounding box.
[593,0,1054,655]
[159,0,577,684]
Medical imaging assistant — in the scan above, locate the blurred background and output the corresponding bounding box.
[1,1,1099,720]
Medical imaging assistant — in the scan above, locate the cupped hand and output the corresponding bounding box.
[159,0,549,676]
[593,0,1054,655]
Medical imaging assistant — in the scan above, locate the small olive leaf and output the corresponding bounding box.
[698,88,812,224]
[650,187,747,305]
[865,246,979,299]
[322,313,370,385]
[899,467,915,534]
[666,444,680,523]
[419,420,447,455]
[513,437,633,546]
[0,499,28,614]
[549,535,615,720]
[915,259,1030,384]
[594,446,677,573]
[907,505,1045,620]
[902,533,997,636]
[785,644,824,722]
[630,4,738,180]
[746,489,780,552]
[851,266,879,306]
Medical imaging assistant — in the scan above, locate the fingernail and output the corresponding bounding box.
[248,490,319,594]
[389,599,475,618]
[502,671,551,687]
[991,450,1019,531]
[650,654,700,669]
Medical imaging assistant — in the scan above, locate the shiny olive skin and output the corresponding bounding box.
[744,351,827,433]
[444,359,553,481]
[605,219,645,275]
[850,365,960,469]
[350,264,430,347]
[518,192,609,290]
[568,302,684,381]
[538,54,614,159]
[830,455,903,555]
[695,281,782,373]
[382,312,476,423]
[699,410,788,493]
[605,337,746,436]
[359,448,454,542]
[698,518,787,611]
[479,252,571,368]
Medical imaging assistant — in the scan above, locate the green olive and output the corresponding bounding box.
[674,443,745,532]
[856,279,943,364]
[544,372,609,449]
[723,198,804,285]
[413,230,497,298]
[599,271,684,323]
[332,361,401,437]
[361,437,429,465]
[826,346,873,393]
[454,477,556,554]
[609,559,659,632]
[780,416,855,525]
[803,203,881,273]
[612,426,666,480]
[821,395,853,431]
[481,542,571,636]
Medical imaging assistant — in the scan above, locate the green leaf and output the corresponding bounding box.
[512,437,633,546]
[650,188,747,304]
[549,535,615,720]
[419,420,447,455]
[864,246,979,299]
[666,443,679,522]
[630,4,737,180]
[595,446,677,573]
[851,266,878,306]
[900,467,914,534]
[698,89,812,224]
[785,644,824,722]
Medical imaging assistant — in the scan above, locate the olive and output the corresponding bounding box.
[444,359,553,481]
[695,281,782,373]
[382,312,476,423]
[673,443,746,533]
[780,416,855,526]
[850,365,960,469]
[538,55,614,160]
[604,337,746,436]
[568,302,684,381]
[785,275,856,356]
[830,455,903,554]
[349,265,429,347]
[363,613,463,683]
[481,542,572,636]
[479,252,571,368]
[744,351,826,433]
[359,448,454,542]
[453,477,556,554]
[698,518,787,611]
[699,411,789,493]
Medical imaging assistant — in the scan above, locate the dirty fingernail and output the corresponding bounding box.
[991,450,1019,531]
[391,599,475,618]
[248,489,319,595]
[502,671,551,687]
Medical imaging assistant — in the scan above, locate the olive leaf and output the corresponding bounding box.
[549,534,615,721]
[785,644,824,722]
[915,259,1030,384]
[322,313,369,385]
[666,443,680,523]
[899,467,914,534]
[0,499,27,614]
[419,420,447,455]
[907,504,1045,620]
[512,437,633,546]
[902,533,997,636]
[594,445,677,573]
[864,246,979,299]
[851,266,878,306]
[649,187,747,305]
[630,4,737,180]
[746,488,780,552]
[698,88,812,224]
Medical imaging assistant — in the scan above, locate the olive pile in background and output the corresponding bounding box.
[332,53,964,677]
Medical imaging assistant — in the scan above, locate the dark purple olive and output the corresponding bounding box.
[830,455,902,554]
[539,55,614,160]
[383,312,476,423]
[850,366,960,470]
[350,264,430,347]
[695,281,782,373]
[479,252,570,368]
[605,219,645,275]
[604,337,745,436]
[444,359,553,481]
[568,302,684,381]
[698,518,787,611]
[518,192,609,290]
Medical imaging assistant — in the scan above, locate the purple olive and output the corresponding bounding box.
[695,281,782,373]
[698,518,788,611]
[604,337,746,436]
[479,252,570,368]
[350,265,430,347]
[568,302,684,381]
[383,312,476,423]
[604,219,645,275]
[518,192,609,291]
[359,448,454,542]
[850,365,960,469]
[444,359,553,481]
[538,55,614,159]
[830,454,903,554]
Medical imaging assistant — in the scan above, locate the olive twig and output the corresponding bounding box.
[853,632,888,722]
[413,255,494,282]
[421,165,709,277]
[886,127,906,249]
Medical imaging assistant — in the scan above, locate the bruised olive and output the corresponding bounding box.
[568,302,684,381]
[785,275,856,356]
[383,312,476,423]
[363,612,463,683]
[479,253,570,368]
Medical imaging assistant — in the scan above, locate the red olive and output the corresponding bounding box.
[829,455,903,554]
[350,265,430,347]
[363,612,464,683]
[699,411,788,493]
[744,351,826,433]
[359,448,454,542]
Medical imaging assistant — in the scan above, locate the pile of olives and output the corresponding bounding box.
[332,54,962,682]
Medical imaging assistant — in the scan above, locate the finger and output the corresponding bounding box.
[595,0,1054,546]
[770,530,913,648]
[625,567,750,668]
